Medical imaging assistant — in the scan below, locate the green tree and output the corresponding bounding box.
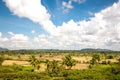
[62,55,77,69]
[0,56,4,66]
[45,59,51,73]
[89,54,100,67]
[51,60,60,74]
[45,59,62,75]
[29,55,39,68]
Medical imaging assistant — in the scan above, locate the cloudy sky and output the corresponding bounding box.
[0,0,120,50]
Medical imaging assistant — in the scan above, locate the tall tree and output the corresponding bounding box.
[45,59,51,73]
[62,55,77,69]
[90,54,100,66]
[46,60,60,73]
[29,55,39,68]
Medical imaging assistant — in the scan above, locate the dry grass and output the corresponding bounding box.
[2,54,119,70]
[39,63,46,72]
[73,56,92,62]
[37,55,63,61]
[2,60,30,66]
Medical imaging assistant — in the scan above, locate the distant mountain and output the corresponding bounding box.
[0,47,8,51]
[81,48,112,52]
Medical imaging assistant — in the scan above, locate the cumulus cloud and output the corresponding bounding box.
[0,32,9,42]
[0,32,9,48]
[8,32,31,49]
[3,0,120,50]
[62,1,73,9]
[3,0,50,22]
[3,0,57,35]
[0,32,31,49]
[8,32,29,41]
[62,0,85,13]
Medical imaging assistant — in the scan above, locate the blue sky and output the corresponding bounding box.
[0,0,120,50]
[42,0,118,25]
[0,0,118,35]
[0,0,46,37]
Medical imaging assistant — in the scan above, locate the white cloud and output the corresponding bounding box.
[8,32,29,41]
[8,32,30,49]
[1,32,31,49]
[0,32,2,37]
[8,31,14,36]
[3,0,120,50]
[62,0,85,13]
[73,0,86,3]
[3,0,57,35]
[31,30,35,34]
[3,0,50,22]
[62,1,73,9]
[0,32,9,42]
[0,32,9,47]
[10,34,29,42]
[33,34,53,49]
[88,11,94,16]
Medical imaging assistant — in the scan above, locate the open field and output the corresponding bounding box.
[2,60,30,66]
[0,50,120,80]
[2,54,119,70]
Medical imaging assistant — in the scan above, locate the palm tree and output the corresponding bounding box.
[62,55,77,69]
[51,60,60,73]
[45,60,62,74]
[29,55,39,68]
[45,59,51,73]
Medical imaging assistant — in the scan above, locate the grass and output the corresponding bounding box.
[22,66,34,71]
[2,54,119,70]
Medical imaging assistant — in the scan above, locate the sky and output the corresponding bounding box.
[0,0,120,50]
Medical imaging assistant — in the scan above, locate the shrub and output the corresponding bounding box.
[107,60,111,64]
[107,55,114,59]
[101,61,107,64]
[0,56,4,66]
[0,72,44,80]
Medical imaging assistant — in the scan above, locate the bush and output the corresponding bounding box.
[0,72,44,80]
[107,60,111,64]
[107,55,114,59]
[64,70,105,80]
[0,56,4,66]
[101,61,107,64]
[22,66,34,72]
[115,74,120,80]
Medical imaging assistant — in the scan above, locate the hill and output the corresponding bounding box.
[0,47,8,51]
[81,48,112,52]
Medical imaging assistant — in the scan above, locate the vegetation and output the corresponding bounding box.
[29,55,40,70]
[62,55,77,69]
[89,54,100,68]
[0,50,120,80]
[0,56,4,66]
